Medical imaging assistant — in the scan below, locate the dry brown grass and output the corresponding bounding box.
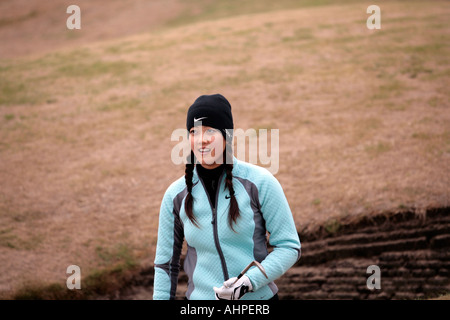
[0,0,449,298]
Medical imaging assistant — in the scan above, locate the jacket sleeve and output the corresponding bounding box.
[246,171,301,291]
[153,189,184,300]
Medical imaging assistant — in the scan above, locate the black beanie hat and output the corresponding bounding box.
[186,94,234,139]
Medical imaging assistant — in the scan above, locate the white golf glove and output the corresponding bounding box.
[213,275,253,300]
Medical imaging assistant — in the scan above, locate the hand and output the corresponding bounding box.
[213,275,253,300]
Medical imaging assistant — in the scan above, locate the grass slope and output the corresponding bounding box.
[0,0,449,298]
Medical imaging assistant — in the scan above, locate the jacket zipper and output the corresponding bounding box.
[198,173,229,281]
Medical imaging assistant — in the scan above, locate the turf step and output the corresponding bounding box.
[303,222,450,251]
[300,208,450,242]
[298,236,430,265]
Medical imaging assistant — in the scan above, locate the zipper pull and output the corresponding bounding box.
[211,208,216,224]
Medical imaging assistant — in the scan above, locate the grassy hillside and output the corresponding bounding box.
[0,0,449,298]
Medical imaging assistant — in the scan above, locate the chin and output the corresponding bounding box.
[199,157,221,167]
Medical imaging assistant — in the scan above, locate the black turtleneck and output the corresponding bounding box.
[196,164,225,209]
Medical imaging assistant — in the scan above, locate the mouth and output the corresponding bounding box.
[198,147,211,155]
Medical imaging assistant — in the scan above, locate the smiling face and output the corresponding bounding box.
[189,125,226,169]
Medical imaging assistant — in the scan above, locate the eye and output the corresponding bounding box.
[189,129,198,135]
[207,129,217,134]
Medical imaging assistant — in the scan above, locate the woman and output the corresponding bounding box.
[153,94,301,300]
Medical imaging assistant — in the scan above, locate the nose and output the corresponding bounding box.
[199,133,214,145]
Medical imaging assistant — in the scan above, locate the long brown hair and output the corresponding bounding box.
[184,144,240,230]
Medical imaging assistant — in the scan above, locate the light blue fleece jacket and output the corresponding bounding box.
[153,157,301,300]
